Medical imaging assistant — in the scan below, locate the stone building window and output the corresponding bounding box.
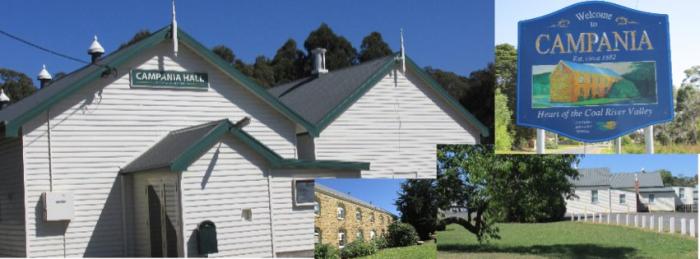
[314,197,320,216]
[370,230,376,239]
[355,208,362,221]
[356,229,364,240]
[380,215,384,224]
[337,203,346,220]
[370,212,375,222]
[338,229,347,248]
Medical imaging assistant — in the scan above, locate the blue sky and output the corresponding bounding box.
[316,179,404,216]
[578,154,698,177]
[0,0,493,87]
[496,0,700,88]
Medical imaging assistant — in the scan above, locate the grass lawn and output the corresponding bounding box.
[359,240,436,259]
[437,222,697,259]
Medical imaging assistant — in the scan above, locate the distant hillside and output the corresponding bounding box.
[533,72,550,95]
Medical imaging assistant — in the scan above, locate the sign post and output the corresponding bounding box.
[516,2,673,153]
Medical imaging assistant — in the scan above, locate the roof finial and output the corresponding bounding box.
[172,0,178,57]
[0,88,10,103]
[400,28,406,72]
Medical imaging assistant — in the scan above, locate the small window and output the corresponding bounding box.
[355,208,362,221]
[338,229,347,248]
[293,179,315,206]
[356,229,364,241]
[649,194,655,203]
[591,190,598,204]
[242,208,253,221]
[314,228,321,244]
[370,230,376,239]
[314,198,321,216]
[619,194,626,204]
[337,204,346,220]
[578,75,585,83]
[680,188,685,200]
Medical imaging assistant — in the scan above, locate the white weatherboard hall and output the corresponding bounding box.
[0,22,486,258]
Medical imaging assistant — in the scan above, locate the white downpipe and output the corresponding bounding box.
[266,170,276,257]
[536,129,545,154]
[644,126,654,154]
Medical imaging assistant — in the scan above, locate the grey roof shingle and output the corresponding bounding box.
[267,56,395,124]
[570,168,611,186]
[120,120,225,173]
[315,183,395,217]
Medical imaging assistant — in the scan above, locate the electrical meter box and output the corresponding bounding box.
[42,192,74,221]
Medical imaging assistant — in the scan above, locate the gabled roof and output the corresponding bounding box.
[267,54,489,137]
[0,24,317,137]
[120,119,370,173]
[560,60,621,78]
[315,183,395,217]
[570,168,665,188]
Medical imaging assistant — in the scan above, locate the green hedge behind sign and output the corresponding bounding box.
[130,69,208,89]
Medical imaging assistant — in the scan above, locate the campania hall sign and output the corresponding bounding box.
[516,1,672,142]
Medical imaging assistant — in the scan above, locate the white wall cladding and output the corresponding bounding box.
[181,136,274,258]
[20,41,297,257]
[269,178,314,255]
[639,193,675,211]
[315,68,480,179]
[0,136,26,257]
[567,188,637,214]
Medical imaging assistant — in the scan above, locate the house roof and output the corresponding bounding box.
[120,119,370,173]
[315,183,395,217]
[637,187,676,193]
[0,24,317,137]
[267,54,490,137]
[560,60,621,78]
[570,168,665,188]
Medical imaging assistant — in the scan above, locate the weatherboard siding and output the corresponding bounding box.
[269,177,315,255]
[182,136,274,257]
[20,42,297,256]
[566,187,636,214]
[639,192,675,211]
[315,69,479,179]
[0,137,26,257]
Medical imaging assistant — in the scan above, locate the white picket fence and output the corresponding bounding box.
[571,212,697,238]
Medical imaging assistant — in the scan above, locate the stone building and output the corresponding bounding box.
[550,60,622,103]
[314,184,395,248]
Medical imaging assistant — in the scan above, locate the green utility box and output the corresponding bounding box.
[197,220,218,254]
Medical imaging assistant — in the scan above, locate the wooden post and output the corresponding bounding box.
[644,126,654,154]
[536,129,545,154]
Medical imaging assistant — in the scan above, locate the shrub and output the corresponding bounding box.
[315,243,339,259]
[339,240,376,258]
[371,236,389,250]
[385,222,419,247]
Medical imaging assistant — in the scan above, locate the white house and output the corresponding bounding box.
[0,22,485,257]
[566,168,676,215]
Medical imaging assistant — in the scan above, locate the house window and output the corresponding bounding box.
[370,212,375,222]
[315,228,321,244]
[338,229,347,248]
[680,188,685,200]
[355,208,362,221]
[649,194,655,203]
[356,229,364,241]
[370,230,376,239]
[619,194,626,204]
[337,204,346,220]
[591,190,598,204]
[314,198,321,216]
[242,208,253,221]
[578,75,585,83]
[293,179,315,206]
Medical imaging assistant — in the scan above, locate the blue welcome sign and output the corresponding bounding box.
[516,1,673,142]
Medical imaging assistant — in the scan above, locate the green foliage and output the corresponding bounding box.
[304,23,358,71]
[340,240,377,258]
[371,236,389,250]
[495,44,534,149]
[622,62,656,98]
[395,180,439,240]
[358,32,393,63]
[437,145,580,242]
[659,169,696,186]
[271,39,305,84]
[385,222,419,248]
[212,45,236,64]
[315,243,340,259]
[251,56,275,87]
[494,88,513,151]
[532,72,550,95]
[118,30,151,50]
[0,68,36,103]
[608,79,641,98]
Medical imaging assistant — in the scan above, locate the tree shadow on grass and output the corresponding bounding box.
[438,243,638,258]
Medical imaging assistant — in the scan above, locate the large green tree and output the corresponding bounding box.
[271,39,305,84]
[358,32,393,62]
[495,44,534,149]
[0,68,36,103]
[251,56,275,87]
[437,145,580,242]
[303,23,358,72]
[395,179,439,241]
[494,88,513,151]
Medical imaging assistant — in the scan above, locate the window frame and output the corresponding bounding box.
[591,190,598,204]
[292,179,315,207]
[649,193,655,203]
[619,194,626,204]
[337,203,346,220]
